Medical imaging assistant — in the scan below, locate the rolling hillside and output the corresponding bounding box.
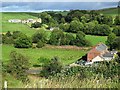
[98,7,118,16]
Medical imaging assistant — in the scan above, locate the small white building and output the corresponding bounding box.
[8,19,21,23]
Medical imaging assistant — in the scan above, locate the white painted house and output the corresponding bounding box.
[8,19,21,23]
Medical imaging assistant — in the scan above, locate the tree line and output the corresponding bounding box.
[2,29,91,48]
[31,10,120,36]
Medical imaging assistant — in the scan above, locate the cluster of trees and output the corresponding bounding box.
[2,31,32,48]
[49,29,90,46]
[33,10,120,36]
[2,29,91,48]
[106,32,120,50]
[59,20,112,36]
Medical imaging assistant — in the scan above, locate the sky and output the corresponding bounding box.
[1,0,119,2]
[1,1,119,12]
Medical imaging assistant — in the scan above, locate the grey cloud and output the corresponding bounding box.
[1,2,118,12]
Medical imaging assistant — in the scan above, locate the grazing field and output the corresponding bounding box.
[2,45,87,66]
[2,12,37,22]
[85,35,107,45]
[98,7,118,16]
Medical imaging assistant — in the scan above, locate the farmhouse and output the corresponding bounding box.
[8,19,21,23]
[8,18,42,24]
[87,43,117,63]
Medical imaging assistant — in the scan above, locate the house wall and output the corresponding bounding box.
[87,48,101,62]
[92,56,104,62]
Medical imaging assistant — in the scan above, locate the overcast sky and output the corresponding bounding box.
[1,0,119,2]
[1,2,119,12]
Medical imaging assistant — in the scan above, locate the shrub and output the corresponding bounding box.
[2,34,14,44]
[31,22,42,28]
[49,29,64,45]
[74,31,91,46]
[111,37,120,50]
[112,26,120,36]
[32,30,47,43]
[36,40,45,48]
[40,56,63,78]
[12,31,26,39]
[14,35,32,48]
[8,51,30,82]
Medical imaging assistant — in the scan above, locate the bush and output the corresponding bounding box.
[2,34,14,44]
[40,56,63,78]
[31,22,42,28]
[111,37,120,50]
[36,40,45,48]
[32,30,47,43]
[74,31,91,46]
[112,26,120,36]
[14,35,32,48]
[12,31,26,39]
[8,51,30,82]
[6,31,12,37]
[106,33,116,47]
[49,29,64,45]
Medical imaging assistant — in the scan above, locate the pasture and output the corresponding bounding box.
[2,45,87,66]
[98,7,118,16]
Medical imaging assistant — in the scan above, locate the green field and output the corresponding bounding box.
[2,45,86,66]
[98,7,118,16]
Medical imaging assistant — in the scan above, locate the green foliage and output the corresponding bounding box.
[114,16,120,25]
[65,10,84,22]
[112,26,120,36]
[69,20,84,33]
[74,31,91,47]
[38,57,50,66]
[93,24,111,36]
[6,31,12,37]
[0,34,2,44]
[31,22,42,28]
[32,30,47,43]
[111,37,120,50]
[92,61,119,79]
[41,56,63,77]
[12,31,26,39]
[61,18,66,23]
[106,33,116,47]
[96,15,113,25]
[14,35,32,48]
[61,33,75,45]
[7,51,30,82]
[36,40,45,48]
[39,12,50,23]
[2,35,14,44]
[84,21,96,34]
[49,29,64,45]
[2,31,14,44]
[59,23,70,32]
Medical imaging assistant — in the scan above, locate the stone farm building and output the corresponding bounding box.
[87,43,117,63]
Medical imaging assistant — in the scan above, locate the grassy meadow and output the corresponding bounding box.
[98,7,118,17]
[2,44,87,66]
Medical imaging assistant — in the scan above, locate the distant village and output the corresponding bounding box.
[8,18,42,24]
